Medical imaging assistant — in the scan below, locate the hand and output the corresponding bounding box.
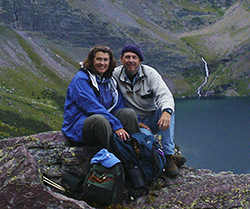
[157,111,171,131]
[115,128,130,141]
[139,122,152,132]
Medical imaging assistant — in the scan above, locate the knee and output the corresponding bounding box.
[123,108,137,118]
[84,114,109,126]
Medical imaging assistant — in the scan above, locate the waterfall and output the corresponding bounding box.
[197,57,209,97]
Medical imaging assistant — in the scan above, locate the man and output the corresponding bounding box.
[113,44,186,178]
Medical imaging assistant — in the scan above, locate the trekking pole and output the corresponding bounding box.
[43,176,65,192]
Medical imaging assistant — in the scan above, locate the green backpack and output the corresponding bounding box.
[82,149,125,207]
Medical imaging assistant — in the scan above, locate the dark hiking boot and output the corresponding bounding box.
[173,155,187,168]
[164,155,179,178]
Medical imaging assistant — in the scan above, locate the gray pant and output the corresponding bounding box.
[82,108,140,150]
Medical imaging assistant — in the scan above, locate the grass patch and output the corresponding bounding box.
[0,91,64,139]
[181,34,220,61]
[0,65,66,139]
[16,35,43,67]
[0,109,52,139]
[50,45,79,69]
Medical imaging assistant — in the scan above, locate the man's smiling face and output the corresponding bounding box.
[121,52,141,75]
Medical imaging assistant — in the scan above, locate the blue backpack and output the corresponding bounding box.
[114,132,166,185]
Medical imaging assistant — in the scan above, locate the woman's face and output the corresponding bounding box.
[93,51,110,77]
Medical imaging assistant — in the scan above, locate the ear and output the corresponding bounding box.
[120,56,124,64]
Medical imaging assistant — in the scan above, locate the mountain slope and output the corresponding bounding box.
[0,27,76,139]
[0,0,249,138]
[180,1,250,96]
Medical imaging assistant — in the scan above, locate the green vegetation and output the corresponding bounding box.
[0,28,69,139]
[181,35,217,61]
[50,46,80,69]
[0,70,66,137]
[242,0,250,11]
[17,36,43,67]
[0,87,66,140]
[0,89,64,139]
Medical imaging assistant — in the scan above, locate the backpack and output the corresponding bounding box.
[61,170,86,200]
[82,149,125,207]
[114,132,166,185]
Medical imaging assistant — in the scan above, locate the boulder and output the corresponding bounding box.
[0,131,98,209]
[0,131,250,208]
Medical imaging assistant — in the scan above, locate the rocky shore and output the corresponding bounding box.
[0,131,249,208]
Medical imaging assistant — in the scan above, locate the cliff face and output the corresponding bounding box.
[0,131,249,208]
[1,0,249,95]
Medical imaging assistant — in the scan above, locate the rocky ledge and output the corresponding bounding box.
[0,131,249,208]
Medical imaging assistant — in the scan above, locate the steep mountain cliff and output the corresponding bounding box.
[0,0,249,137]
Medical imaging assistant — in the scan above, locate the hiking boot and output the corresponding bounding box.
[164,155,179,178]
[173,155,187,168]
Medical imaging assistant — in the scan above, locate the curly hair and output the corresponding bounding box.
[82,45,117,79]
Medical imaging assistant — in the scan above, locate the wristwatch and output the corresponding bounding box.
[163,108,173,115]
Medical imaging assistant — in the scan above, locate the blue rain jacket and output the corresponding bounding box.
[62,69,125,142]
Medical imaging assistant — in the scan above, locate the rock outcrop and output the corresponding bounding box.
[0,131,249,208]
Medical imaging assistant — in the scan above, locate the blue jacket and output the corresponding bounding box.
[62,69,125,142]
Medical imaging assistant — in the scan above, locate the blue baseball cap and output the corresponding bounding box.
[91,149,121,168]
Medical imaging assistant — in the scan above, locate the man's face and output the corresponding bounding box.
[120,52,141,75]
[93,51,110,77]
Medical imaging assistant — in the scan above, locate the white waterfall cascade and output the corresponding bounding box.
[197,57,210,97]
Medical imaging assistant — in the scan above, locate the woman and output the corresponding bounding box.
[62,46,140,150]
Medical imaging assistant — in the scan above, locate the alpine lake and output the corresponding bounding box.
[174,96,250,175]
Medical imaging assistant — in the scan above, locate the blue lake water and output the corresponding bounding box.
[174,96,250,174]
